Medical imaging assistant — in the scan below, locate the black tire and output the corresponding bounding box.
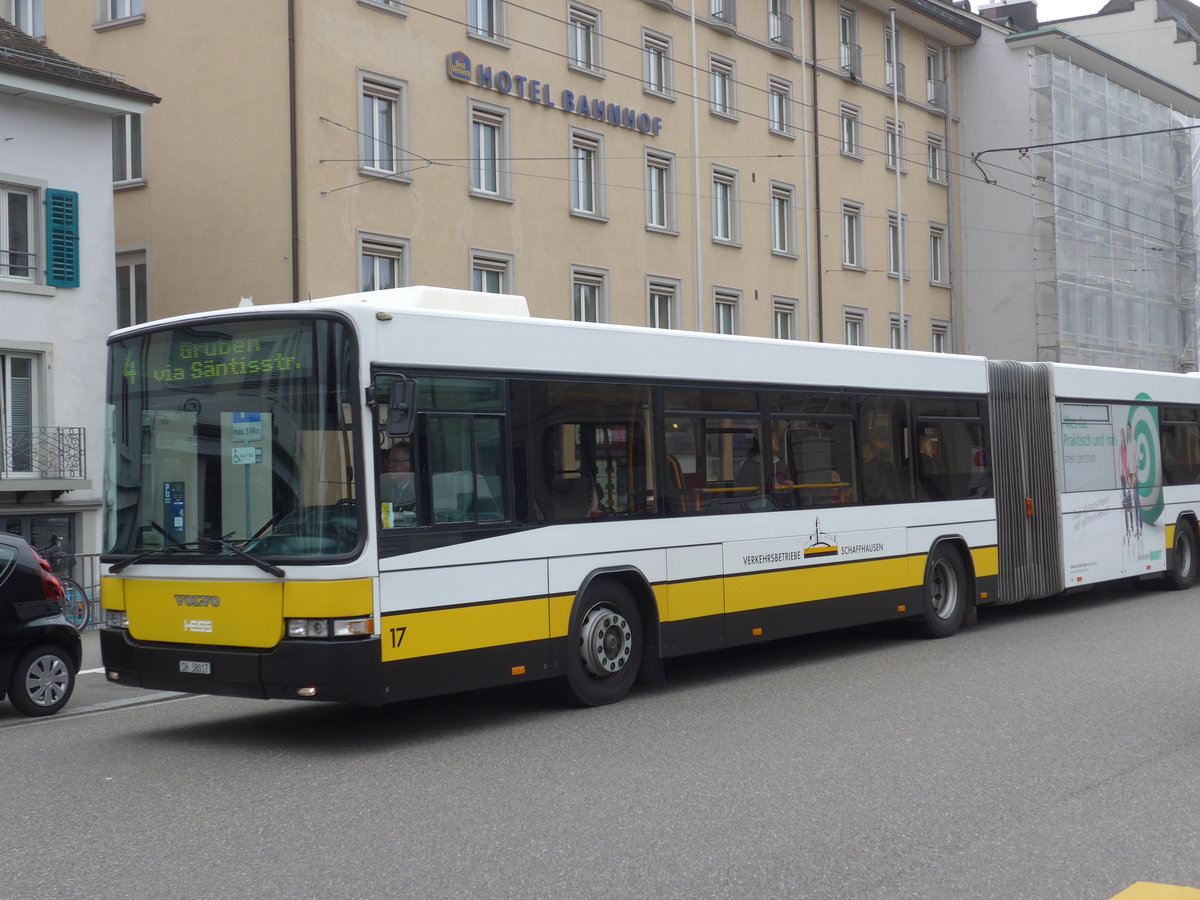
[914,545,967,639]
[560,580,643,707]
[8,644,76,717]
[1166,520,1197,591]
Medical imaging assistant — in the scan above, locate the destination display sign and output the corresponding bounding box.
[118,322,312,388]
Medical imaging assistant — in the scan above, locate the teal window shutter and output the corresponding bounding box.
[45,189,80,288]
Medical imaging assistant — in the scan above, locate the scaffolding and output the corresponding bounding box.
[1030,51,1200,372]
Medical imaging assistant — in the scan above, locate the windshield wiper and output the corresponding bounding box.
[109,538,285,578]
[197,537,285,579]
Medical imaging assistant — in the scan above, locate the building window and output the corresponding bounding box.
[468,0,505,41]
[469,102,509,199]
[712,167,739,244]
[103,0,143,22]
[648,278,679,329]
[931,321,950,353]
[713,290,740,335]
[885,118,905,172]
[887,212,907,278]
[843,308,865,346]
[768,77,792,136]
[471,251,512,293]
[884,24,904,94]
[571,267,608,322]
[645,150,676,231]
[643,31,673,97]
[770,182,795,257]
[0,352,39,475]
[840,103,861,158]
[360,74,407,177]
[570,130,604,218]
[5,0,44,36]
[927,134,947,184]
[773,299,797,340]
[710,0,737,27]
[769,0,793,49]
[1,184,34,282]
[929,224,947,286]
[568,4,602,75]
[841,200,864,270]
[112,114,145,186]
[360,233,410,291]
[115,251,148,328]
[926,46,947,108]
[839,7,860,76]
[889,314,911,349]
[709,55,736,118]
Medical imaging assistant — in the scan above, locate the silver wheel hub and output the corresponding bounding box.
[930,559,959,620]
[579,606,632,677]
[25,654,69,708]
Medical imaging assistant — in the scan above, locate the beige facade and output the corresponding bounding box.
[43,0,981,350]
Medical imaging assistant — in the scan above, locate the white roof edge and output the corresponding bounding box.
[302,285,530,318]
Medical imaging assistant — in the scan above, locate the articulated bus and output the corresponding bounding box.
[100,287,1200,707]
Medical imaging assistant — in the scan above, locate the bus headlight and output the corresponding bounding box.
[286,618,330,638]
[332,617,374,637]
[104,609,130,630]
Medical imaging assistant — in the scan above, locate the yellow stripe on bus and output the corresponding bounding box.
[972,545,999,577]
[283,579,372,618]
[725,555,923,614]
[381,598,549,662]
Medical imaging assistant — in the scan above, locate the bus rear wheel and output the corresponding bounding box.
[561,581,642,707]
[914,545,967,639]
[1166,520,1197,591]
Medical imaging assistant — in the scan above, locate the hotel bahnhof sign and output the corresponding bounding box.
[447,51,664,137]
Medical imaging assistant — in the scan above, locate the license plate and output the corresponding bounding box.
[179,660,211,675]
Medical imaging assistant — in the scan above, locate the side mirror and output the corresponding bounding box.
[386,379,418,437]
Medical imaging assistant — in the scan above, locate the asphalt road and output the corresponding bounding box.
[2,581,1199,899]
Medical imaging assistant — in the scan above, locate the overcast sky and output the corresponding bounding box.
[1021,0,1108,21]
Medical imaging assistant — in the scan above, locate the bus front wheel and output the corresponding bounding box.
[914,545,967,639]
[1166,520,1197,591]
[561,581,643,707]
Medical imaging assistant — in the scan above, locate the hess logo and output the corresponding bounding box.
[183,619,213,633]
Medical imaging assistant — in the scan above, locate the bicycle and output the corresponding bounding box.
[36,534,91,633]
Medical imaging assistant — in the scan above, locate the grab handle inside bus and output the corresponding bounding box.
[386,378,418,437]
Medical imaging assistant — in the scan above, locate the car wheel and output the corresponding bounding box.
[8,644,76,717]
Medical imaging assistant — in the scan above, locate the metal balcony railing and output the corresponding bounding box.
[927,77,949,110]
[886,61,906,95]
[710,0,736,28]
[769,12,793,49]
[840,42,862,77]
[0,426,87,479]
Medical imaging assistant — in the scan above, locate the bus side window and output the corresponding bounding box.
[857,396,913,505]
[427,416,506,524]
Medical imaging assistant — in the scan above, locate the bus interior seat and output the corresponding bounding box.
[551,476,595,519]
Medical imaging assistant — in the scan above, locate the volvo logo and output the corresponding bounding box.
[175,594,221,608]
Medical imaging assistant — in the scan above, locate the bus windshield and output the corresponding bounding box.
[104,315,360,561]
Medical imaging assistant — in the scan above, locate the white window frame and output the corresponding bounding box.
[112,113,145,187]
[468,0,506,43]
[0,182,37,285]
[843,307,866,346]
[569,129,605,219]
[709,55,737,119]
[841,200,864,270]
[929,224,948,286]
[927,134,947,184]
[0,350,42,477]
[926,46,946,107]
[773,298,798,340]
[470,249,514,294]
[643,30,673,97]
[931,321,950,353]
[645,150,677,232]
[469,100,511,200]
[648,278,680,329]
[713,289,741,335]
[711,166,740,245]
[768,77,792,136]
[884,118,906,173]
[770,182,796,257]
[839,103,862,158]
[889,313,911,349]
[115,249,149,329]
[887,211,908,279]
[359,232,410,292]
[884,24,904,94]
[5,0,44,36]
[571,266,608,323]
[359,73,409,180]
[568,3,603,76]
[102,0,143,23]
[838,7,860,75]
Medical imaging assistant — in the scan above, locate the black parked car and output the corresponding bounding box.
[0,532,81,716]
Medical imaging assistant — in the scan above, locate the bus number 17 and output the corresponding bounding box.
[390,626,407,649]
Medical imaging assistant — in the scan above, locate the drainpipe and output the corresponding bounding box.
[288,0,300,302]
[809,0,825,341]
[890,7,906,347]
[689,0,704,332]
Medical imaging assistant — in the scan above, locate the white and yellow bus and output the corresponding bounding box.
[100,287,1200,706]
